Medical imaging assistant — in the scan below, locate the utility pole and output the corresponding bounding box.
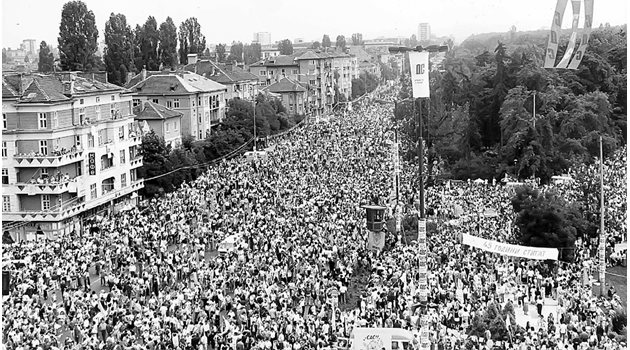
[599,136,606,296]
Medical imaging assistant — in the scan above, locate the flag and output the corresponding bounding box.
[408,52,430,98]
[544,0,569,68]
[567,0,594,69]
[556,0,582,68]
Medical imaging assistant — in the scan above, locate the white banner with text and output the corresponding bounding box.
[462,233,559,260]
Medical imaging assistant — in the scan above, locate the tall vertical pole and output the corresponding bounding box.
[253,99,257,152]
[417,98,425,219]
[532,92,536,129]
[599,136,606,295]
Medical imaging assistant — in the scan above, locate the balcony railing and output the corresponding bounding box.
[14,175,81,195]
[13,147,84,167]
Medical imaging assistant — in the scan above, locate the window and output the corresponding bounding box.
[39,140,48,155]
[90,184,97,199]
[98,131,103,145]
[121,173,127,188]
[2,169,8,184]
[198,130,202,139]
[120,150,126,164]
[75,135,81,148]
[1,142,6,157]
[133,99,140,107]
[110,103,116,118]
[88,134,95,148]
[80,98,84,105]
[192,98,195,107]
[76,162,82,176]
[260,71,266,76]
[152,98,159,104]
[269,71,274,75]
[2,196,10,212]
[198,97,202,106]
[174,120,178,131]
[38,113,47,129]
[52,111,59,128]
[95,106,101,120]
[166,100,173,108]
[79,108,85,124]
[309,80,316,85]
[166,122,170,132]
[96,97,100,103]
[293,69,298,74]
[2,113,6,130]
[281,69,285,75]
[119,126,124,140]
[41,194,51,211]
[197,113,201,124]
[111,95,115,101]
[41,168,49,179]
[173,99,180,108]
[130,170,136,182]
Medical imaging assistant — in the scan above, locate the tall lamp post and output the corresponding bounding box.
[389,44,448,350]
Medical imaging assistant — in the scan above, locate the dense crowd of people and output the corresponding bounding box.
[2,83,627,350]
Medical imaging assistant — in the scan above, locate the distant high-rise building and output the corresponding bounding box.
[418,23,431,42]
[253,32,271,46]
[21,39,36,56]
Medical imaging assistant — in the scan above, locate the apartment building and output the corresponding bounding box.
[126,71,227,140]
[2,72,144,241]
[135,101,183,148]
[184,55,259,106]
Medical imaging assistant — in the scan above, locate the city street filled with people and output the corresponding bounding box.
[2,85,627,350]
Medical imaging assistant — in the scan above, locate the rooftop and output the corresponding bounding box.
[263,77,307,93]
[135,101,183,120]
[128,71,227,95]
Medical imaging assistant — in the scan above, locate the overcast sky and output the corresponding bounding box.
[2,0,628,49]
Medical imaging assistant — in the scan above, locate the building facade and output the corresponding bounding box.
[263,77,307,115]
[127,71,227,141]
[135,101,183,148]
[253,32,272,46]
[2,72,144,241]
[418,23,431,42]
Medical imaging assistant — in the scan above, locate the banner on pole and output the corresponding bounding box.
[556,0,582,68]
[567,0,594,69]
[408,52,430,98]
[462,233,559,260]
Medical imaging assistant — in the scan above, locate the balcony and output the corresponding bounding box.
[14,175,81,195]
[130,155,143,168]
[14,147,84,168]
[3,198,87,222]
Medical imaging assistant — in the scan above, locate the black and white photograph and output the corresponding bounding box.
[1,0,628,349]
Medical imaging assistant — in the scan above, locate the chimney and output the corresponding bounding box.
[187,53,198,65]
[142,67,147,81]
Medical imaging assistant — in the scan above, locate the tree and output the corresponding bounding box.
[178,17,206,65]
[244,43,262,64]
[134,16,160,71]
[336,35,346,50]
[38,41,55,72]
[278,39,293,55]
[322,35,331,48]
[58,0,99,71]
[216,44,227,63]
[511,186,595,261]
[104,13,135,86]
[158,17,178,68]
[311,41,321,49]
[227,42,244,63]
[351,33,363,46]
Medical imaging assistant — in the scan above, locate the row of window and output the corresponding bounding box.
[259,69,300,76]
[78,95,116,105]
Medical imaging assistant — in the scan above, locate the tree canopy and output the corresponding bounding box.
[38,41,55,73]
[103,13,134,86]
[278,39,293,55]
[58,0,99,71]
[158,17,178,68]
[178,17,206,64]
[322,35,331,48]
